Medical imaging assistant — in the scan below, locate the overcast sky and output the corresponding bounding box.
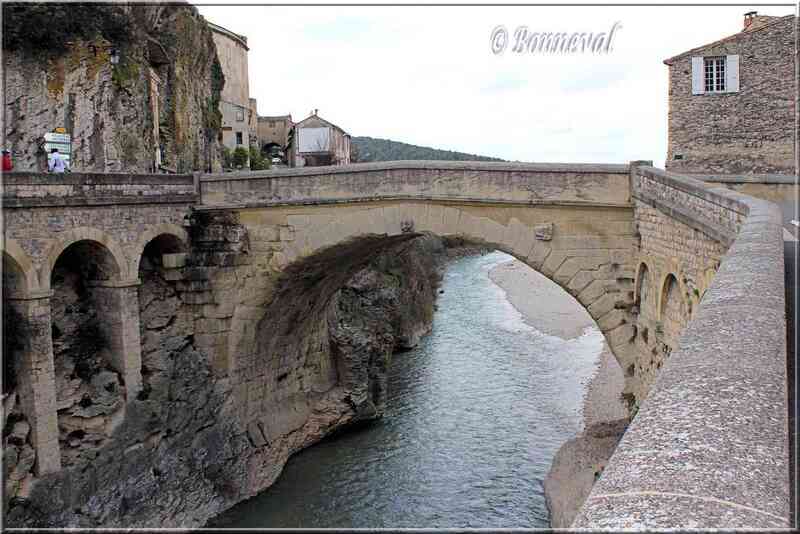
[197,1,795,166]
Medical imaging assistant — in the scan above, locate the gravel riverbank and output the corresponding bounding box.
[488,257,628,527]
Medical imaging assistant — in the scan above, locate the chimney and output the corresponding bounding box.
[313,108,318,116]
[743,11,757,30]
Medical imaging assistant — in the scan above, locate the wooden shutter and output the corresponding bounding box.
[726,54,740,92]
[691,57,704,95]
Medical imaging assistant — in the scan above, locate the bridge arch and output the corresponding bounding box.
[658,272,681,322]
[2,238,39,296]
[130,224,189,275]
[47,230,141,468]
[233,201,638,395]
[41,227,130,289]
[634,262,651,312]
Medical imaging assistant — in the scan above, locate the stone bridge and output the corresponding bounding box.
[1,161,790,528]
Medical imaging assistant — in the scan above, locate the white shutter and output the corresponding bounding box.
[691,56,704,95]
[726,54,740,92]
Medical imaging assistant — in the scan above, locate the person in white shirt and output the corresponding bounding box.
[48,148,67,173]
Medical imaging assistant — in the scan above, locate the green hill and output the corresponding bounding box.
[352,136,504,163]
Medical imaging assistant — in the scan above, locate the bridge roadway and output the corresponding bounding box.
[1,161,793,528]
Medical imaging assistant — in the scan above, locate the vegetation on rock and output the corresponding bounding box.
[2,3,132,54]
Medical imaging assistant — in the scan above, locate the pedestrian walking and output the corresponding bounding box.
[48,148,67,173]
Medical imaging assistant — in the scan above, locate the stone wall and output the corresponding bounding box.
[574,165,789,528]
[665,16,795,174]
[2,3,223,174]
[627,165,742,404]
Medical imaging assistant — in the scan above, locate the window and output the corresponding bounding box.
[269,121,276,128]
[692,55,738,95]
[236,132,243,145]
[236,109,245,122]
[704,57,726,92]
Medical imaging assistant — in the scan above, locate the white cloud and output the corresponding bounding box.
[197,1,794,167]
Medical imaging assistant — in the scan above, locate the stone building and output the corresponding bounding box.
[664,12,796,174]
[2,3,223,173]
[293,110,351,167]
[208,21,251,154]
[257,114,293,160]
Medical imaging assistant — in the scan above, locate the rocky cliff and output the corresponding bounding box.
[3,233,445,528]
[2,2,223,173]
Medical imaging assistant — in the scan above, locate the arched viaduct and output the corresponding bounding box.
[0,162,789,528]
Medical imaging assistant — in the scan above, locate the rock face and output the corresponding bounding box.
[3,233,445,528]
[543,418,629,528]
[2,3,223,173]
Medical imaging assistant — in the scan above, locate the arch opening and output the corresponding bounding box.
[137,233,189,402]
[2,252,38,493]
[50,240,125,468]
[657,273,686,365]
[3,254,25,397]
[221,231,630,529]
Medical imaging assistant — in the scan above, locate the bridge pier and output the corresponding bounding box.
[87,279,144,399]
[6,290,62,476]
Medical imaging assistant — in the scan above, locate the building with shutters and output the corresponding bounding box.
[664,12,796,174]
[292,110,351,168]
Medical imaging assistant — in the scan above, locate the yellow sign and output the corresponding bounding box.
[54,127,66,133]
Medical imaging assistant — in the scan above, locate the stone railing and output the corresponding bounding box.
[689,173,797,185]
[574,165,789,528]
[1,172,198,208]
[199,160,632,208]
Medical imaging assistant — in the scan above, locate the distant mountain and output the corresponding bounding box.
[351,136,504,163]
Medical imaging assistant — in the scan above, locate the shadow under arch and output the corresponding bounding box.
[48,237,131,468]
[131,224,190,275]
[658,272,681,322]
[231,227,635,421]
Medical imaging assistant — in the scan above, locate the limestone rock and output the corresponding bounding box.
[544,418,629,528]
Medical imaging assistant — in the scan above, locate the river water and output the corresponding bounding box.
[212,252,603,528]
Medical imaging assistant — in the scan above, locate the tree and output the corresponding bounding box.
[221,146,233,169]
[249,146,270,170]
[232,146,249,169]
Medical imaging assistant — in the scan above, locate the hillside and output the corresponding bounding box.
[352,136,504,163]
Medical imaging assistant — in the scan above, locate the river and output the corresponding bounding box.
[211,251,603,528]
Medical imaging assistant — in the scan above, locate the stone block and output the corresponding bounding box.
[535,222,554,241]
[162,253,187,269]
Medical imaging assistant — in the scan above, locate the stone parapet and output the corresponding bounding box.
[200,161,632,208]
[574,165,789,528]
[2,173,198,208]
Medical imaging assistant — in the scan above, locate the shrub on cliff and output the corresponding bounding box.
[2,3,132,53]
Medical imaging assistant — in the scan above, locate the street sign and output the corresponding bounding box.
[44,131,71,168]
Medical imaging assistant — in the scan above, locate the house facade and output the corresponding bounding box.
[208,21,251,154]
[664,12,796,175]
[257,114,293,160]
[293,111,351,167]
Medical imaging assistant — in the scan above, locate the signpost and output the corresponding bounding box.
[44,130,72,169]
